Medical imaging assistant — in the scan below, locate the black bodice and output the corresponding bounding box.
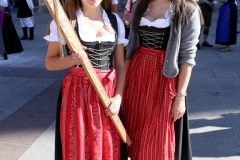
[139,26,170,50]
[66,19,117,70]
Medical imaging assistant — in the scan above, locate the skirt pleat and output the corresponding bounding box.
[123,46,177,160]
[60,67,120,160]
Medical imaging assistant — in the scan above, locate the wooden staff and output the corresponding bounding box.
[44,0,132,146]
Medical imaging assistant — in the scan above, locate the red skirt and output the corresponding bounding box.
[122,46,177,160]
[60,67,120,160]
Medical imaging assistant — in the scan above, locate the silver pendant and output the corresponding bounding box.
[160,7,163,13]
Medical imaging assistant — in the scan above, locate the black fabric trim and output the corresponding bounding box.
[174,97,193,160]
[17,0,33,18]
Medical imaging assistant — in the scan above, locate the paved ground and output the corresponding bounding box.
[0,6,240,160]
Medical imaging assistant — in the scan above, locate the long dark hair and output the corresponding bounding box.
[63,0,112,20]
[132,0,204,33]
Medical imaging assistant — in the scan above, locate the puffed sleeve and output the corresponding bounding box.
[44,20,66,45]
[112,13,129,47]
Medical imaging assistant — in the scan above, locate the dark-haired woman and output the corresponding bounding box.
[122,0,203,159]
[44,0,128,159]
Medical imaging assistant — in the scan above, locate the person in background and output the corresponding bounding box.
[17,0,34,40]
[122,0,137,36]
[0,0,8,60]
[238,3,240,34]
[215,0,238,51]
[197,0,215,47]
[112,0,118,12]
[122,0,203,159]
[122,0,137,27]
[122,0,137,57]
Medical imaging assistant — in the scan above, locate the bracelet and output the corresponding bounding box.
[174,97,185,101]
[177,92,187,97]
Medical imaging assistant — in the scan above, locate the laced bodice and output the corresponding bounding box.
[139,26,170,50]
[66,19,117,70]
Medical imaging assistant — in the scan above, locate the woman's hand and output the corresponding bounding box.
[122,11,130,21]
[171,97,186,122]
[71,51,88,66]
[105,94,122,117]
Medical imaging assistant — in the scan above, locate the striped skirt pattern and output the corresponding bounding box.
[60,67,120,160]
[123,46,177,160]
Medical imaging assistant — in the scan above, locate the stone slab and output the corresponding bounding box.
[37,79,63,98]
[0,143,29,160]
[213,70,239,78]
[0,110,55,146]
[190,119,240,158]
[0,78,56,113]
[18,122,55,160]
[19,96,57,113]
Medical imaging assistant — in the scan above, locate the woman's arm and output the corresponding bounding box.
[45,42,87,70]
[113,44,126,98]
[171,64,192,121]
[45,42,74,70]
[105,44,126,117]
[45,20,87,71]
[177,64,192,96]
[171,5,201,121]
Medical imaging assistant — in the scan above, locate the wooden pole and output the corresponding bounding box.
[44,0,132,146]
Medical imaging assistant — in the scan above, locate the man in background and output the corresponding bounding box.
[197,0,215,48]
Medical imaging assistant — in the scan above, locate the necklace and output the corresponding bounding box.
[158,1,172,13]
[160,6,164,13]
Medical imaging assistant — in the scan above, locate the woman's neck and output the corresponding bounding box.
[81,5,102,20]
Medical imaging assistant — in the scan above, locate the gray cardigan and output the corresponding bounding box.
[126,2,201,78]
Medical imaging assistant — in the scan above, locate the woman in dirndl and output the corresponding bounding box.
[215,0,238,52]
[122,0,203,159]
[44,0,128,159]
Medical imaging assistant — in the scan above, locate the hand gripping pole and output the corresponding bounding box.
[44,0,132,146]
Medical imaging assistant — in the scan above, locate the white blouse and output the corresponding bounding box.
[44,8,128,46]
[140,3,174,28]
[0,0,8,7]
[26,0,34,10]
[112,0,118,5]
